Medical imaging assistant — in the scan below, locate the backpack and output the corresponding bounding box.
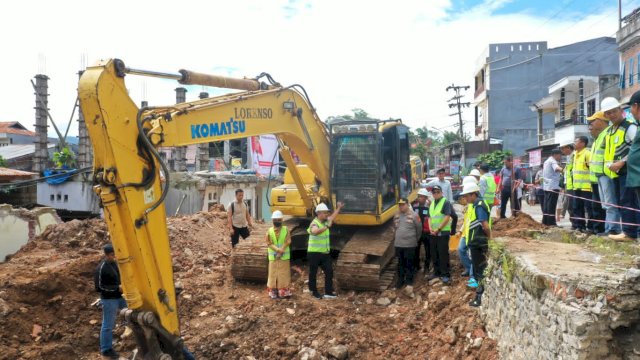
[230,201,249,215]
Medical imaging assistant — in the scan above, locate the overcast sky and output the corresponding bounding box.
[0,0,631,138]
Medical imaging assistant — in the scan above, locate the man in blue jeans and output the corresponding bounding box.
[94,244,126,359]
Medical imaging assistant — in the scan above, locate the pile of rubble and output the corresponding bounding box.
[0,208,498,359]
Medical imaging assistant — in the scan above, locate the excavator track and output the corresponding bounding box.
[335,221,397,291]
[231,220,397,291]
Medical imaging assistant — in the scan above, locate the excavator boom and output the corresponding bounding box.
[78,59,334,358]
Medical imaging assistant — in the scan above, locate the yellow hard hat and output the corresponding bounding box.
[586,111,607,122]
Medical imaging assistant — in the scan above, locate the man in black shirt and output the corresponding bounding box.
[94,244,126,359]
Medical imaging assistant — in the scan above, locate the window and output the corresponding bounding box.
[620,61,626,89]
[50,194,54,201]
[630,58,635,86]
[63,195,69,202]
[637,54,640,81]
[587,99,596,117]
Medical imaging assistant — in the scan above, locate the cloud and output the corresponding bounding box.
[0,0,622,141]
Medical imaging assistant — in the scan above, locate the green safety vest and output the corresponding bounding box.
[589,128,608,183]
[572,148,592,192]
[465,199,491,245]
[267,226,290,261]
[482,174,496,204]
[604,121,632,179]
[564,153,574,190]
[307,218,330,253]
[429,198,451,232]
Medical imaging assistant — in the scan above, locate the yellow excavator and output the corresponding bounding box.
[78,59,421,359]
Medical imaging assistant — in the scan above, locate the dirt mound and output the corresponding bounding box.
[492,212,545,238]
[0,209,498,360]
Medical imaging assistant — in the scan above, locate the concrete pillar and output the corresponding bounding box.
[196,92,210,172]
[537,109,543,145]
[578,79,584,124]
[174,87,187,171]
[559,88,565,122]
[33,74,49,173]
[77,71,93,169]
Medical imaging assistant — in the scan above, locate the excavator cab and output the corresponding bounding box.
[329,120,412,216]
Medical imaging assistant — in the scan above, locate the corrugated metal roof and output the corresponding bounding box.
[0,167,36,177]
[0,144,55,160]
[0,122,37,137]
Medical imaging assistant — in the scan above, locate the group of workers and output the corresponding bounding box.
[540,92,640,242]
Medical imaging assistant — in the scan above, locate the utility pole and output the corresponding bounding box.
[446,84,470,171]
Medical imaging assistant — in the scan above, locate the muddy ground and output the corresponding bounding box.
[0,210,498,360]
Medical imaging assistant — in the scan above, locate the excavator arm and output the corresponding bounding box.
[78,59,332,359]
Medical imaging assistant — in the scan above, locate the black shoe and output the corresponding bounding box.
[311,292,322,300]
[461,270,470,277]
[323,292,338,299]
[425,273,439,281]
[101,349,120,359]
[469,297,482,307]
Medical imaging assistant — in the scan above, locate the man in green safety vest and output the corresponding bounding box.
[460,183,491,307]
[586,111,608,235]
[265,210,292,299]
[307,202,344,299]
[571,136,593,233]
[478,164,496,207]
[602,97,639,241]
[427,185,454,285]
[560,142,576,229]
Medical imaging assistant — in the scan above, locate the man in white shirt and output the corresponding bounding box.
[542,149,563,226]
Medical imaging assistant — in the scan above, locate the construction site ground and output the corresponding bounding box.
[0,208,500,360]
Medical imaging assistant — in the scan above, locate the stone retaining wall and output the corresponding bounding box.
[480,238,640,360]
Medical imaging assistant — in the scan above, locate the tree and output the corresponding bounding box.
[53,147,76,169]
[0,156,6,167]
[476,149,512,171]
[326,108,375,123]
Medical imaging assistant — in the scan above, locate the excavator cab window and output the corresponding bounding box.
[330,122,380,213]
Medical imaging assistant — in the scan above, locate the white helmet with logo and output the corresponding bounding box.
[461,183,480,195]
[601,97,621,112]
[271,210,284,219]
[462,176,478,186]
[315,203,330,212]
[417,188,429,197]
[469,169,481,177]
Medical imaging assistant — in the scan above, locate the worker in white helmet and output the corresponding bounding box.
[265,210,292,299]
[307,201,344,299]
[460,183,492,307]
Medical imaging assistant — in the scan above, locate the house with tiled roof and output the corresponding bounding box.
[0,122,37,146]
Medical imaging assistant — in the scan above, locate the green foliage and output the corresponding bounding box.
[53,147,76,168]
[326,108,375,123]
[476,149,513,171]
[0,155,6,167]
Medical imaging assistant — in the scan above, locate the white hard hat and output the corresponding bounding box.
[601,97,621,112]
[460,183,480,195]
[271,210,283,219]
[462,176,478,186]
[469,169,481,177]
[417,188,429,197]
[315,203,330,212]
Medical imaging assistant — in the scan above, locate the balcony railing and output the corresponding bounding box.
[554,117,588,128]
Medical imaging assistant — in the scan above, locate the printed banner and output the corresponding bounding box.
[249,135,279,176]
[529,149,542,167]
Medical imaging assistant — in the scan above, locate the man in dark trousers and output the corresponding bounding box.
[427,185,453,284]
[498,156,523,218]
[460,184,492,307]
[412,188,431,273]
[307,202,343,299]
[94,244,126,359]
[394,198,422,290]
